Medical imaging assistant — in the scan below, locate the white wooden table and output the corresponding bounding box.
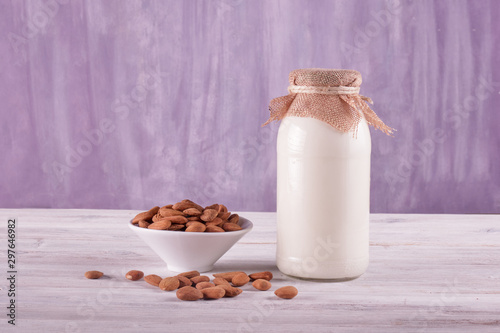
[0,210,499,332]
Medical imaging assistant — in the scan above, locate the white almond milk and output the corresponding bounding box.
[276,116,371,279]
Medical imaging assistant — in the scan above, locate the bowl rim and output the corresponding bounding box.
[128,215,253,236]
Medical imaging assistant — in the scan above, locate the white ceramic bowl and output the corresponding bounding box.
[128,217,253,273]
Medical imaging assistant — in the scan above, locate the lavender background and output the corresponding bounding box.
[1,0,499,213]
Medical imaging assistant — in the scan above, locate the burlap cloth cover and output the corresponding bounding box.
[264,69,394,136]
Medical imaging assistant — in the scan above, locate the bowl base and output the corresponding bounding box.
[168,265,214,273]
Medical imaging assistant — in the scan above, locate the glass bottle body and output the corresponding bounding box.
[276,116,371,280]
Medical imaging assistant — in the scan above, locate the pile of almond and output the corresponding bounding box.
[126,269,298,301]
[131,199,242,232]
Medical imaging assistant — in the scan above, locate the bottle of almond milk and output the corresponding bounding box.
[264,69,393,280]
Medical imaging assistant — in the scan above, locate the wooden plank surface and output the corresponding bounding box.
[0,210,499,332]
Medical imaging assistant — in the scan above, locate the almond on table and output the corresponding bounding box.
[86,268,297,302]
[177,270,200,279]
[249,271,273,281]
[176,275,193,288]
[252,279,272,291]
[84,271,103,279]
[190,275,210,284]
[231,272,250,287]
[159,277,180,291]
[176,286,203,301]
[125,270,144,281]
[144,274,163,287]
[201,287,226,300]
[213,277,231,286]
[217,284,243,297]
[274,286,298,299]
[196,282,215,290]
[213,271,246,282]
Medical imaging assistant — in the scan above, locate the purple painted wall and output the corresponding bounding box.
[0,0,499,213]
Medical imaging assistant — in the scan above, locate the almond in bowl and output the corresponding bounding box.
[128,200,253,273]
[131,200,242,233]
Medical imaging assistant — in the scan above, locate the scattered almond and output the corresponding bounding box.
[274,286,298,299]
[217,284,243,297]
[213,271,246,282]
[144,274,162,287]
[196,282,215,290]
[125,270,144,281]
[249,271,273,281]
[191,275,210,285]
[84,271,103,279]
[252,279,272,291]
[178,270,201,279]
[201,286,226,300]
[176,275,193,288]
[159,277,180,291]
[176,286,203,301]
[232,272,250,287]
[213,277,231,286]
[87,267,296,302]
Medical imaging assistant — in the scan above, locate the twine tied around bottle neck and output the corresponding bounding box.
[263,69,394,136]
